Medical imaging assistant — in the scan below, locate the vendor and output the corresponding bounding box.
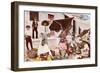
[38,32,52,60]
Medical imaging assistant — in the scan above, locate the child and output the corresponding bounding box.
[25,25,33,50]
[53,47,61,60]
[58,38,68,59]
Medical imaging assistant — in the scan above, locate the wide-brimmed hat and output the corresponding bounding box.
[41,20,49,26]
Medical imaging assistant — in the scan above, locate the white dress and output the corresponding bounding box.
[38,44,52,56]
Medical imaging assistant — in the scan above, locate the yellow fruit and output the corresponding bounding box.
[47,55,52,61]
[36,57,41,61]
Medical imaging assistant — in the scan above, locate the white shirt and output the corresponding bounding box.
[54,30,62,37]
[25,29,31,36]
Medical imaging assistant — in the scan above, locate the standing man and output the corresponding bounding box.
[25,25,33,50]
[32,18,38,39]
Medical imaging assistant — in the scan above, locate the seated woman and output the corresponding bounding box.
[80,41,90,58]
[37,33,52,61]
